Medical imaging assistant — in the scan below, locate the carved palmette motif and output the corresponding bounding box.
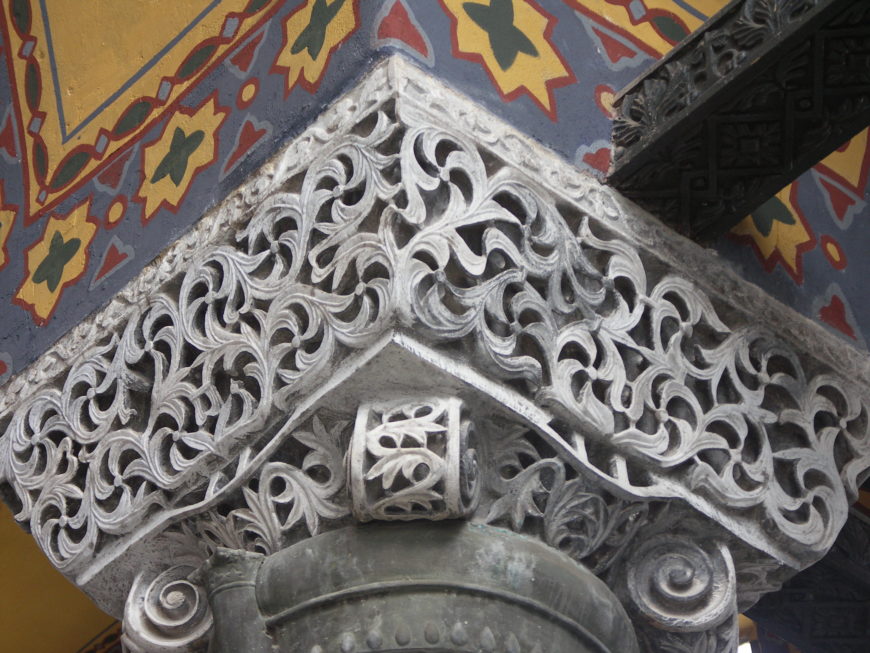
[0,60,868,638]
[175,414,351,558]
[479,424,651,576]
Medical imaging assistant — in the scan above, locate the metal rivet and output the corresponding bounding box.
[340,633,355,653]
[365,630,382,649]
[394,624,411,646]
[450,622,469,646]
[423,622,439,644]
[481,627,496,652]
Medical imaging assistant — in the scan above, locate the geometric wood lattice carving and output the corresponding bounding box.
[610,0,870,240]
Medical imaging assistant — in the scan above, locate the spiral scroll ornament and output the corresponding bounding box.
[627,535,736,632]
[122,565,212,652]
[458,418,481,515]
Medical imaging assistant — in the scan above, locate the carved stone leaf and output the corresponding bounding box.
[366,449,443,488]
[221,416,349,554]
[294,415,346,486]
[486,460,564,531]
[543,480,610,558]
[234,483,284,554]
[366,416,447,450]
[271,465,343,527]
[372,486,444,515]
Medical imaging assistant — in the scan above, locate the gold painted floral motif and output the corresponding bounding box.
[273,0,359,93]
[136,95,228,223]
[15,199,98,323]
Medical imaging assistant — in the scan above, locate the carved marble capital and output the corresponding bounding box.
[1,56,870,653]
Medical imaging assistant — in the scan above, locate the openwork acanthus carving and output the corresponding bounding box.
[177,414,350,558]
[350,398,479,521]
[171,408,641,571]
[479,424,652,576]
[1,59,869,642]
[396,117,870,563]
[610,0,870,238]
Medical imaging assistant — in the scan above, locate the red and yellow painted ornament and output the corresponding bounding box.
[729,184,815,284]
[273,0,360,95]
[0,0,279,222]
[439,0,574,119]
[14,199,99,324]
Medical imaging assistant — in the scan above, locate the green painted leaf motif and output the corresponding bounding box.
[244,0,271,13]
[177,43,217,80]
[463,0,539,71]
[33,231,81,292]
[751,195,796,237]
[651,15,689,44]
[24,60,39,109]
[50,150,91,191]
[151,127,205,186]
[11,0,31,34]
[291,0,346,60]
[32,141,47,181]
[112,100,152,137]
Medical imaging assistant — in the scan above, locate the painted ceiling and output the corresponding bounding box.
[0,0,867,389]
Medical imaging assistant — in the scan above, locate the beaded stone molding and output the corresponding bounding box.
[1,57,869,653]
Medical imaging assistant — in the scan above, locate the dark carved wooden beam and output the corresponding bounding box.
[608,0,870,242]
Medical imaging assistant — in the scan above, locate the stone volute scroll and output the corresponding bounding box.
[122,564,213,653]
[2,57,870,653]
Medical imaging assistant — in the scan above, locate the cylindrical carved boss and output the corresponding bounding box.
[349,397,479,521]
